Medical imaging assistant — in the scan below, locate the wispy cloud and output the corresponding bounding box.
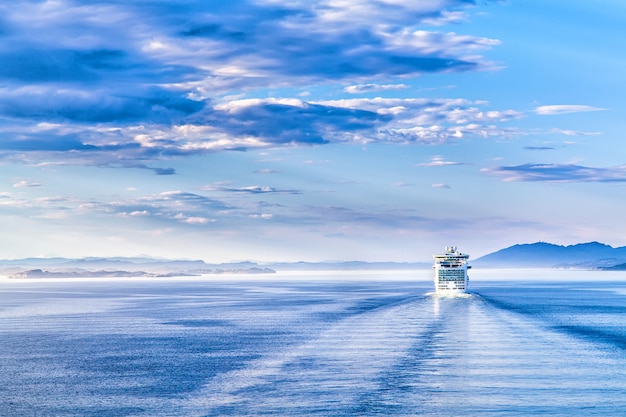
[203,185,301,194]
[174,214,216,225]
[483,163,626,182]
[0,194,72,217]
[534,105,606,115]
[13,180,42,188]
[344,84,409,94]
[524,146,555,150]
[417,156,465,167]
[83,191,233,225]
[549,128,602,136]
[249,213,274,220]
[303,159,331,165]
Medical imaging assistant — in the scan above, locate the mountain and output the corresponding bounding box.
[3,241,626,278]
[473,241,626,268]
[0,257,276,278]
[0,256,434,278]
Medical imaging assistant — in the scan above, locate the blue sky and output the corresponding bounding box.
[1,0,625,262]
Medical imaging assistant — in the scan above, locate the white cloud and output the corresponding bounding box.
[534,105,606,115]
[184,216,216,224]
[316,97,523,124]
[417,156,465,167]
[13,180,42,188]
[0,93,525,161]
[421,10,468,26]
[344,84,409,94]
[548,128,602,136]
[250,213,274,219]
[206,185,301,194]
[389,30,500,58]
[267,0,477,28]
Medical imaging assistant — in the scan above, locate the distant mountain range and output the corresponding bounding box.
[0,257,430,278]
[0,258,277,278]
[2,241,626,278]
[473,241,626,269]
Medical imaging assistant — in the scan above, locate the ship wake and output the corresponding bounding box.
[425,291,474,299]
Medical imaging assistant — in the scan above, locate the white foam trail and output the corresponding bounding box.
[177,297,434,415]
[425,291,474,298]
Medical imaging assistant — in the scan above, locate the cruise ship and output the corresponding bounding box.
[433,246,471,293]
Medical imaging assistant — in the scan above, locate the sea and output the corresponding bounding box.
[1,269,625,417]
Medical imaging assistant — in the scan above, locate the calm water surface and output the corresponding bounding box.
[1,270,625,416]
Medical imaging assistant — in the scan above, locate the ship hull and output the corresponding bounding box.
[432,246,470,294]
[433,266,468,293]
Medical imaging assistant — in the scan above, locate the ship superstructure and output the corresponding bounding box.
[433,246,471,293]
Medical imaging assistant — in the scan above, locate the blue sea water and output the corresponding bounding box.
[1,270,625,416]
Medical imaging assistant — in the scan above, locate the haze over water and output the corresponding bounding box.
[1,270,625,416]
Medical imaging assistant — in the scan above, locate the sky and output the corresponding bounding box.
[1,0,625,262]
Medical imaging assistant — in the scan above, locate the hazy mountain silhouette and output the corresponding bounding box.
[3,241,626,277]
[473,241,626,268]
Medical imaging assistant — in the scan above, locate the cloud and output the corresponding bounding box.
[549,128,602,136]
[174,213,216,224]
[250,213,274,220]
[83,190,233,225]
[204,185,301,194]
[315,97,523,143]
[417,156,465,167]
[431,183,451,188]
[13,180,42,188]
[0,194,72,217]
[152,167,177,176]
[421,10,469,26]
[1,1,496,89]
[0,131,97,153]
[524,146,555,150]
[483,163,626,182]
[344,84,410,94]
[0,0,511,169]
[199,98,385,146]
[0,94,524,170]
[0,86,205,124]
[534,105,606,115]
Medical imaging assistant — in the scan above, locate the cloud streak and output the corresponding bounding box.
[204,185,302,195]
[417,156,466,167]
[484,163,626,182]
[80,191,233,227]
[344,84,410,94]
[534,105,606,115]
[13,180,42,188]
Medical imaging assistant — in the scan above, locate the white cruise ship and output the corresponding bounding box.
[433,246,471,293]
